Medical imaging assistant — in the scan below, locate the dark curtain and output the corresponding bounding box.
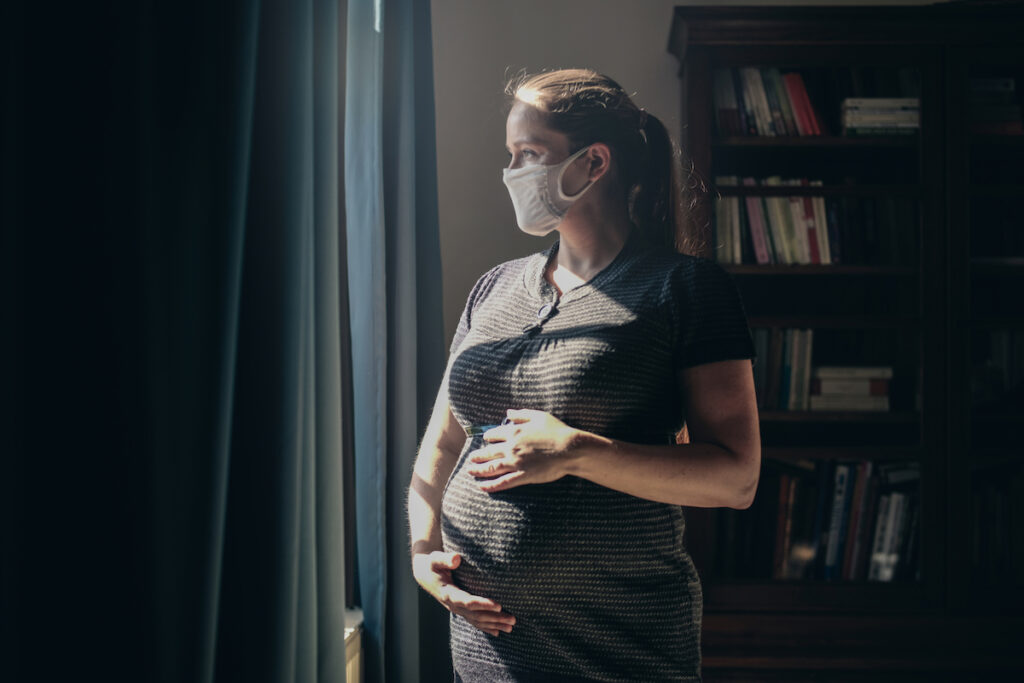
[5,0,356,681]
[6,0,446,679]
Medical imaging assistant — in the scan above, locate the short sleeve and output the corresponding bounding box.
[674,257,757,369]
[448,264,502,357]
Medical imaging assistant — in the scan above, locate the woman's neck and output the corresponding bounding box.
[546,196,633,293]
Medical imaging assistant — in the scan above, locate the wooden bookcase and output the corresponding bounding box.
[668,5,1024,680]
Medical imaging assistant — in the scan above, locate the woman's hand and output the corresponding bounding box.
[411,550,516,637]
[466,409,583,492]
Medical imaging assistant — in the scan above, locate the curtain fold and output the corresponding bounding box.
[89,0,349,680]
[346,0,447,681]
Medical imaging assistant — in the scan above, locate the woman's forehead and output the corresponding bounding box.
[506,102,564,147]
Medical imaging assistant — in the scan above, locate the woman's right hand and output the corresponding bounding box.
[412,550,516,637]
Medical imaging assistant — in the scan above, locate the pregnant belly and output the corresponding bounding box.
[440,439,690,616]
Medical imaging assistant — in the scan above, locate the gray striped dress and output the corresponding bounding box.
[440,229,756,682]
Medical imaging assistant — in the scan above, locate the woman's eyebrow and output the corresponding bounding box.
[508,136,547,148]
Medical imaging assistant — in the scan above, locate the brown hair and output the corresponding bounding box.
[505,68,706,255]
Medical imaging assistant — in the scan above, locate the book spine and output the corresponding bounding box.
[780,329,792,409]
[811,459,836,579]
[826,198,842,264]
[731,196,743,264]
[788,195,811,264]
[852,467,880,580]
[773,473,792,579]
[842,461,872,579]
[768,67,799,136]
[743,179,772,265]
[824,464,851,579]
[868,493,892,580]
[798,183,820,264]
[760,67,788,138]
[783,73,811,135]
[733,67,754,136]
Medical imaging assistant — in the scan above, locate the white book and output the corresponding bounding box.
[741,67,775,136]
[842,97,920,109]
[809,395,890,411]
[868,493,892,581]
[814,366,894,379]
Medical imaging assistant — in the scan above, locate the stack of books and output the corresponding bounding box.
[841,97,920,136]
[713,67,825,137]
[752,328,814,411]
[720,458,921,582]
[809,366,892,412]
[969,76,1022,135]
[714,176,835,265]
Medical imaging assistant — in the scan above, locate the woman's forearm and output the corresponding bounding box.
[408,445,458,557]
[564,431,759,509]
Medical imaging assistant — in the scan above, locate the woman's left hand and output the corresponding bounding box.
[466,409,581,492]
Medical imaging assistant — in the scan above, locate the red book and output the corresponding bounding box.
[785,73,824,135]
[782,73,812,135]
[799,182,821,264]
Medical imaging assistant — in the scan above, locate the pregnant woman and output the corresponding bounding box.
[407,68,761,682]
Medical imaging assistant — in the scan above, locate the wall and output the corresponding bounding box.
[430,0,947,345]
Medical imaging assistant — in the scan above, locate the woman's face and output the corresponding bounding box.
[505,101,591,195]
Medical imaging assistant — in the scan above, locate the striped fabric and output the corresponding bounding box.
[440,228,756,682]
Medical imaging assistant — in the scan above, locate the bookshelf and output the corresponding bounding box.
[669,5,1024,679]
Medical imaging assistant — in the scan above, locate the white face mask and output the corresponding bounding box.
[502,145,595,236]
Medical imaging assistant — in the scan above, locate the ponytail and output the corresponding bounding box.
[633,112,708,256]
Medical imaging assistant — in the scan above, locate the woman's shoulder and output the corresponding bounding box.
[633,244,727,284]
[463,246,550,306]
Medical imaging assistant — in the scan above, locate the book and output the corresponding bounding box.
[824,462,853,580]
[810,459,836,579]
[766,67,799,136]
[782,72,813,135]
[842,461,873,579]
[713,68,742,136]
[868,492,894,581]
[760,67,790,138]
[741,67,775,136]
[851,467,881,580]
[809,395,890,411]
[742,178,773,264]
[810,377,890,396]
[814,366,894,379]
[842,97,920,109]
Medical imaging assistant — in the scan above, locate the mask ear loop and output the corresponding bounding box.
[555,145,596,203]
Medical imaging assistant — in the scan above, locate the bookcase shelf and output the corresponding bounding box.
[766,446,923,461]
[724,263,916,275]
[671,4,1024,678]
[713,135,919,148]
[717,184,923,197]
[758,411,919,424]
[747,315,920,329]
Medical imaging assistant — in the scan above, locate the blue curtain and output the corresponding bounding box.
[345,0,447,681]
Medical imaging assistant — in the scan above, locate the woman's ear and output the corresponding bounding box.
[586,143,613,182]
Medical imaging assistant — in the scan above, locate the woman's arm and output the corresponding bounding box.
[408,377,464,557]
[407,377,518,636]
[466,358,761,509]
